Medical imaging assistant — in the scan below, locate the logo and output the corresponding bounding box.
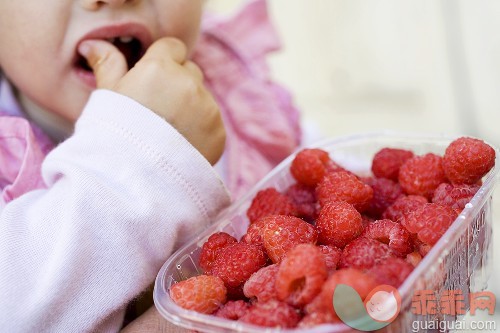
[411,289,496,316]
[333,284,401,331]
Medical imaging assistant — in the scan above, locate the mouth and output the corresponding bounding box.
[74,24,153,81]
[76,36,144,72]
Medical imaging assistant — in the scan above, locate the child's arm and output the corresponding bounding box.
[0,39,230,332]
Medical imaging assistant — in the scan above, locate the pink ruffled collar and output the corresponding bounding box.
[0,80,54,204]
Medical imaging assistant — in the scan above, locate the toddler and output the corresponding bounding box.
[0,0,301,332]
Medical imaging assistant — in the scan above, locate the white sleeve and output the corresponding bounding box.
[0,90,231,333]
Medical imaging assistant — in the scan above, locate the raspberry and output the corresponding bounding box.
[371,147,415,181]
[199,232,237,273]
[382,195,428,223]
[316,171,373,212]
[243,264,279,302]
[285,183,318,221]
[262,215,318,263]
[170,275,227,314]
[285,183,316,205]
[239,300,301,328]
[246,188,298,224]
[290,148,330,186]
[363,177,404,218]
[432,182,480,211]
[318,245,342,272]
[406,251,423,267]
[362,219,413,256]
[214,300,250,320]
[305,268,377,317]
[398,153,447,199]
[403,203,458,245]
[241,217,269,246]
[443,137,496,185]
[368,257,414,288]
[413,237,432,257]
[339,237,397,270]
[276,244,328,307]
[361,215,375,229]
[210,242,267,290]
[316,201,363,248]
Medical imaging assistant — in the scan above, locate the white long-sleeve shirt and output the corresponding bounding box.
[0,90,231,332]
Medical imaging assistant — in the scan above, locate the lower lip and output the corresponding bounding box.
[74,67,97,88]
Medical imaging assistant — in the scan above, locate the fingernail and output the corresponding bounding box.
[78,41,91,57]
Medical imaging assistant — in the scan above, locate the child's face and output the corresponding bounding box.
[0,0,203,124]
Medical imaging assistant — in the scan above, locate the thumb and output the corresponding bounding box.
[78,40,128,89]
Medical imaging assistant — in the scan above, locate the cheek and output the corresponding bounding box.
[159,3,203,53]
[0,11,65,79]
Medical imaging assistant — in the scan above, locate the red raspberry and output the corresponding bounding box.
[382,195,428,223]
[170,275,227,314]
[262,215,318,263]
[210,242,267,290]
[243,264,279,302]
[362,219,413,256]
[368,257,414,288]
[199,232,237,273]
[241,217,268,247]
[406,251,423,267]
[316,201,363,248]
[339,237,397,270]
[371,147,415,181]
[403,203,458,245]
[239,300,301,328]
[361,215,375,229]
[316,171,373,212]
[443,137,496,185]
[290,148,330,186]
[318,245,342,272]
[214,300,250,320]
[413,237,432,257]
[305,268,377,317]
[285,183,318,221]
[398,153,447,199]
[363,177,404,218]
[285,183,316,205]
[276,244,328,307]
[432,182,480,211]
[246,188,298,224]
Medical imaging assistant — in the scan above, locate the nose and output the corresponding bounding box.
[81,0,137,10]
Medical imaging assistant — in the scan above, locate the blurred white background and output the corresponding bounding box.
[207,0,500,330]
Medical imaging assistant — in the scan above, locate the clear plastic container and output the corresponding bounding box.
[154,132,499,333]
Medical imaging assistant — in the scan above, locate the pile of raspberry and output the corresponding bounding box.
[169,137,495,329]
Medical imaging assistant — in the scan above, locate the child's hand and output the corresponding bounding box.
[78,38,226,165]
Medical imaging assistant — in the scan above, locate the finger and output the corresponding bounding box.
[141,37,187,65]
[78,39,128,89]
[183,61,204,82]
